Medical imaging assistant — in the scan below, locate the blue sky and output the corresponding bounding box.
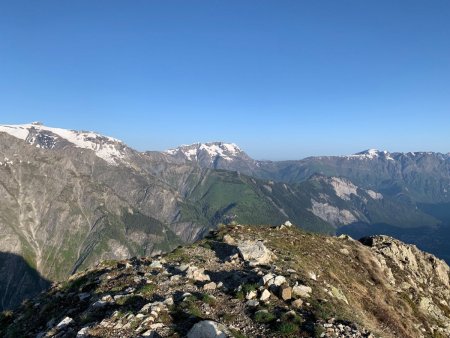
[0,1,449,160]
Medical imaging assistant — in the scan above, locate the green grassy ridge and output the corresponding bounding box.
[180,169,331,232]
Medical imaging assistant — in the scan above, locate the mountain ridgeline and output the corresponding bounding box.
[0,123,449,311]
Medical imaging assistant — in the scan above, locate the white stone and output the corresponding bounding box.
[273,275,286,286]
[76,327,90,338]
[260,289,271,301]
[150,260,163,269]
[56,316,74,330]
[261,273,275,285]
[292,285,312,298]
[246,290,257,300]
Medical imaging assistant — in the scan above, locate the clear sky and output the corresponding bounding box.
[0,1,449,160]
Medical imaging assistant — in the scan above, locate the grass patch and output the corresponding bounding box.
[165,247,190,263]
[254,310,276,323]
[221,312,238,323]
[60,275,89,292]
[172,295,204,319]
[271,311,303,336]
[229,328,248,338]
[236,283,259,300]
[202,294,217,306]
[310,299,335,320]
[115,295,142,307]
[138,284,156,297]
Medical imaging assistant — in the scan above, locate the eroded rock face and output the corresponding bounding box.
[361,235,450,287]
[361,235,450,332]
[236,240,273,265]
[187,320,230,338]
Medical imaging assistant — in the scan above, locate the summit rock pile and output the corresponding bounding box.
[1,224,450,338]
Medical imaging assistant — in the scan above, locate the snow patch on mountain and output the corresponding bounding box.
[345,149,394,161]
[0,123,125,165]
[166,142,242,162]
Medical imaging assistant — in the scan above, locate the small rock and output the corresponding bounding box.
[292,298,303,308]
[179,264,190,272]
[150,261,163,269]
[164,297,174,306]
[279,284,292,300]
[92,300,108,308]
[114,294,125,301]
[246,299,259,307]
[141,303,153,313]
[56,316,74,330]
[101,295,114,302]
[284,220,293,227]
[261,273,275,285]
[260,289,271,301]
[292,285,312,298]
[203,282,217,290]
[76,327,90,338]
[339,248,350,255]
[182,292,193,299]
[246,290,257,300]
[186,266,210,282]
[273,275,286,286]
[170,275,181,282]
[223,234,236,245]
[308,272,317,280]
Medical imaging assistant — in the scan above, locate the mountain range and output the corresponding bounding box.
[0,122,449,311]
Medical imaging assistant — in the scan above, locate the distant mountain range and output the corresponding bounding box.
[0,122,449,310]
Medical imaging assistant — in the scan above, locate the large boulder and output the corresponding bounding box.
[187,320,230,338]
[236,240,273,265]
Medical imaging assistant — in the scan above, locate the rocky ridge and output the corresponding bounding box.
[2,223,450,338]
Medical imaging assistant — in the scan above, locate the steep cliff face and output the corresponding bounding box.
[2,225,449,338]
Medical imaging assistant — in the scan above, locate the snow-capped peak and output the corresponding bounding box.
[0,123,126,165]
[346,149,394,161]
[166,142,243,162]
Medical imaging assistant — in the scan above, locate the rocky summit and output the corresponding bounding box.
[2,224,450,338]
